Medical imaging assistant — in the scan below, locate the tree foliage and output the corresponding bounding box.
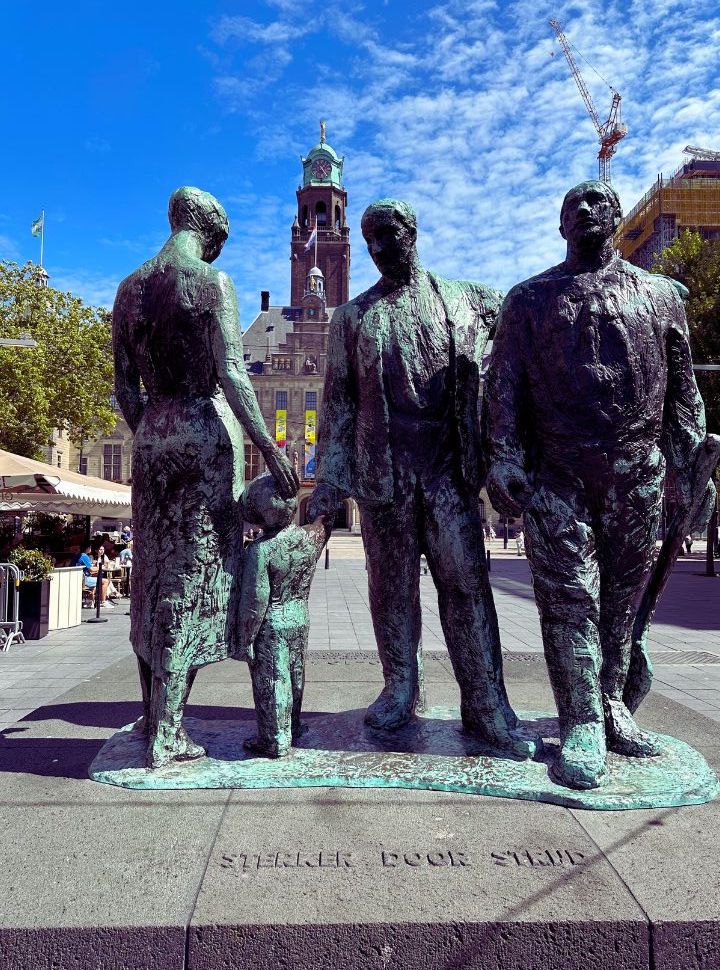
[652,230,720,433]
[0,261,115,458]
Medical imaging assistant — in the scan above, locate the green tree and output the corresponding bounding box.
[0,260,116,458]
[652,230,720,432]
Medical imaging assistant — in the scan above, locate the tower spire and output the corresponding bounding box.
[320,119,326,144]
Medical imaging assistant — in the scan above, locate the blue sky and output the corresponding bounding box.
[2,0,719,332]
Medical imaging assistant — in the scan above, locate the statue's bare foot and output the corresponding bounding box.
[243,734,291,759]
[364,684,417,731]
[146,726,206,769]
[551,722,606,790]
[461,707,537,759]
[604,698,666,757]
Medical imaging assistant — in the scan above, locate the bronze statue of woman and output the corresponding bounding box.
[113,186,298,769]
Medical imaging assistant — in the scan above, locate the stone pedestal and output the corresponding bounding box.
[1,653,719,969]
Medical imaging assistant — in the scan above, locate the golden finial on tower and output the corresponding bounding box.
[320,119,327,144]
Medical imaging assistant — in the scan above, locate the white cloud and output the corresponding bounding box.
[0,235,20,261]
[207,0,720,321]
[49,268,121,310]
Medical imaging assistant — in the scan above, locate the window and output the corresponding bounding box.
[335,204,341,229]
[103,443,122,481]
[275,390,288,410]
[56,453,63,468]
[244,443,262,482]
[305,391,317,410]
[79,457,88,476]
[315,201,327,226]
[302,205,308,227]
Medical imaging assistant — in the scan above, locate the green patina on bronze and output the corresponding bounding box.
[89,705,720,810]
[307,198,535,759]
[235,473,332,758]
[483,180,717,791]
[112,187,299,771]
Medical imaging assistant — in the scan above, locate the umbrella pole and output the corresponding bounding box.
[86,556,108,624]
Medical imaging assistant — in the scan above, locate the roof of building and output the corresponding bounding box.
[304,140,342,163]
[243,306,335,368]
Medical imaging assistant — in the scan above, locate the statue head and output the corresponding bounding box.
[361,199,417,283]
[559,180,622,251]
[168,186,229,263]
[242,472,298,532]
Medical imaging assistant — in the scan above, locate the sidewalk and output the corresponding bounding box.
[1,534,719,731]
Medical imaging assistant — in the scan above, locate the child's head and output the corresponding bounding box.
[242,473,297,531]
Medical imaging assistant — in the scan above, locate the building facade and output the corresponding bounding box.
[242,123,358,529]
[616,152,720,268]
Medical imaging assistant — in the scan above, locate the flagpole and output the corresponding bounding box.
[39,210,45,268]
[314,217,318,267]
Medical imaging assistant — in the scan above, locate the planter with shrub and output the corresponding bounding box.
[8,548,54,640]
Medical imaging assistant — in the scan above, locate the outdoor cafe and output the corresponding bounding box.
[0,449,131,644]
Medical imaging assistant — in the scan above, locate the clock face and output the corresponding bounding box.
[311,159,332,179]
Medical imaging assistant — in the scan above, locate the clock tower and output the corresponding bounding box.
[290,121,350,308]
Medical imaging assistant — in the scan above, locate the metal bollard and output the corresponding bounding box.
[486,548,491,572]
[325,546,330,570]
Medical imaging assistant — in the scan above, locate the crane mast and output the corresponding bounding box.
[550,17,628,183]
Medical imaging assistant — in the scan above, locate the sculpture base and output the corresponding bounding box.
[89,705,719,810]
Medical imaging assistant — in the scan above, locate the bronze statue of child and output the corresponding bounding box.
[235,473,332,757]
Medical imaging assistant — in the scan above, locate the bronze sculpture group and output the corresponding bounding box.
[112,180,715,792]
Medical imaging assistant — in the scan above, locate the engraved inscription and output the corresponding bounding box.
[381,850,471,868]
[218,847,586,873]
[221,851,355,871]
[490,849,586,867]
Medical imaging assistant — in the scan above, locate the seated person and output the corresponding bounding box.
[119,540,133,567]
[73,543,111,607]
[235,473,333,758]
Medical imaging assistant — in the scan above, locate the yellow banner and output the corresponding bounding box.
[275,409,287,452]
[304,409,317,445]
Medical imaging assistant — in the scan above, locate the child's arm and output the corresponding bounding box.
[236,543,271,662]
[302,512,334,558]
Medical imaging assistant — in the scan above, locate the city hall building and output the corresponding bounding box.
[241,123,358,530]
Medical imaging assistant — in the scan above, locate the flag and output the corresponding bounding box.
[304,223,317,253]
[31,213,44,237]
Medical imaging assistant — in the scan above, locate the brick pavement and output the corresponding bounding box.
[1,535,719,730]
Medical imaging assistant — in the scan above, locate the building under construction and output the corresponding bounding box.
[616,149,720,268]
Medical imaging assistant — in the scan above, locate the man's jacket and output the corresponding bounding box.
[316,270,502,504]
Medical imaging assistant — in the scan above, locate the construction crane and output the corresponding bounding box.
[683,145,720,162]
[550,17,628,184]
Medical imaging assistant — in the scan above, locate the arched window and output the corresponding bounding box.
[302,205,308,227]
[335,204,341,229]
[316,201,327,226]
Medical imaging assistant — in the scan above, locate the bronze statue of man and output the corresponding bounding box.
[483,180,710,789]
[113,186,298,769]
[309,199,534,758]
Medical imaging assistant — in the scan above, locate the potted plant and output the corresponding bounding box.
[8,548,54,640]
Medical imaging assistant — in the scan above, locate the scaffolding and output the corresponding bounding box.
[616,169,720,268]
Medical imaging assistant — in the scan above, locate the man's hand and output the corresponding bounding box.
[690,480,717,534]
[486,461,533,518]
[308,482,338,523]
[262,444,300,498]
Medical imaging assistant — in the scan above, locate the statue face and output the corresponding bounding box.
[560,183,619,248]
[201,230,227,264]
[362,215,416,282]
